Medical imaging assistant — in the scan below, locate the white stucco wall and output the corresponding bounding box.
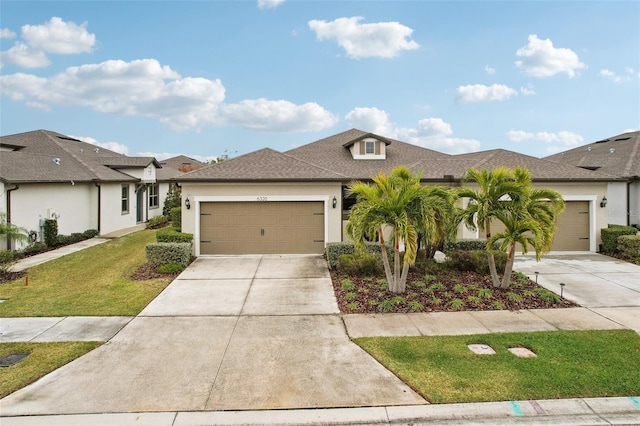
[607,182,629,226]
[99,182,138,235]
[181,182,343,254]
[629,180,640,227]
[7,183,97,241]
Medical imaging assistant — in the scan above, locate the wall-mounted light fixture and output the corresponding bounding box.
[332,196,337,209]
[600,196,607,208]
[185,197,191,209]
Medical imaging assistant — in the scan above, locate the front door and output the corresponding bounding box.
[136,188,144,223]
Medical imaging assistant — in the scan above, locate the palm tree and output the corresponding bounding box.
[346,166,454,293]
[457,167,529,287]
[415,185,458,260]
[0,213,29,250]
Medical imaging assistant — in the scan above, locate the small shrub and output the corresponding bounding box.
[522,290,536,297]
[147,215,169,229]
[467,295,481,305]
[536,288,561,303]
[444,250,507,274]
[346,302,359,311]
[431,297,443,305]
[344,292,357,301]
[170,207,182,232]
[493,301,505,310]
[82,229,99,238]
[601,225,637,254]
[429,282,445,291]
[507,292,523,303]
[413,280,426,288]
[56,235,70,246]
[0,250,15,273]
[618,235,640,261]
[69,233,84,243]
[325,242,392,269]
[336,253,383,276]
[424,274,436,282]
[449,299,465,309]
[145,242,191,267]
[478,288,493,299]
[156,262,185,274]
[43,219,58,247]
[408,301,424,311]
[341,278,354,290]
[379,299,395,312]
[21,241,47,257]
[156,228,193,243]
[392,296,406,305]
[453,284,468,294]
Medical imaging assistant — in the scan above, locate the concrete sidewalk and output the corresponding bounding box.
[2,396,639,425]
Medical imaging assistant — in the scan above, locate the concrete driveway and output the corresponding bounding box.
[0,255,425,416]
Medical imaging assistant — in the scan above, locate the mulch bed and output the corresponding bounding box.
[0,271,27,285]
[331,269,577,314]
[130,263,181,281]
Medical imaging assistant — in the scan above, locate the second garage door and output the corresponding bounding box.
[200,201,325,255]
[489,200,590,251]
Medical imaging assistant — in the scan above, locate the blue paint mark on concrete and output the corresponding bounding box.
[510,401,523,416]
[630,397,640,409]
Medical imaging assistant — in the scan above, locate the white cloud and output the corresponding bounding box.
[308,16,419,59]
[515,34,585,78]
[519,83,535,96]
[345,107,480,154]
[598,68,634,83]
[507,130,583,147]
[257,0,285,9]
[220,98,338,132]
[0,58,338,133]
[484,65,496,75]
[456,84,518,103]
[0,42,50,68]
[69,135,130,155]
[0,28,16,39]
[0,17,96,69]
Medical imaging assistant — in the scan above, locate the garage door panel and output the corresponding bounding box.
[200,201,325,255]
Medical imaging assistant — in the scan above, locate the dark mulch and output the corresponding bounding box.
[331,269,577,314]
[0,270,27,285]
[130,263,181,281]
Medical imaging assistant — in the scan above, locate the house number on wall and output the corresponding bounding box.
[257,197,268,202]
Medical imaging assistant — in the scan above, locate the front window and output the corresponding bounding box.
[121,185,129,214]
[149,183,159,208]
[365,140,375,154]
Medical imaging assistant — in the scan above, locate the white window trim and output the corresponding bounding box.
[192,195,331,257]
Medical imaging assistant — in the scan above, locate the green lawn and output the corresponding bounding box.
[0,230,174,316]
[0,342,102,398]
[355,330,640,403]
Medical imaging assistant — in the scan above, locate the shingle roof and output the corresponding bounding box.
[544,131,640,178]
[160,155,204,171]
[0,129,157,183]
[453,149,618,181]
[179,148,346,181]
[95,156,161,168]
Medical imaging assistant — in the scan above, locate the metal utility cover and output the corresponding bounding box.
[0,352,30,367]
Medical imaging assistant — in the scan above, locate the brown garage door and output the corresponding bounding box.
[489,201,590,251]
[200,201,325,255]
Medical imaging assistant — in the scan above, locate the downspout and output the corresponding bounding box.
[94,182,101,234]
[5,184,19,250]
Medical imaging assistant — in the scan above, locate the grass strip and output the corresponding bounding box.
[355,329,640,403]
[0,342,102,399]
[0,230,174,316]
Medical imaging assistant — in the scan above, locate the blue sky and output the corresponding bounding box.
[1,1,638,162]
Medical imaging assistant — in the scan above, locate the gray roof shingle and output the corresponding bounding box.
[544,131,640,178]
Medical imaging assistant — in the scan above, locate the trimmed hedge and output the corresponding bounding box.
[170,207,182,232]
[443,239,489,252]
[147,215,169,229]
[156,228,193,243]
[601,225,637,254]
[444,250,508,274]
[337,253,384,275]
[325,241,392,269]
[618,235,640,261]
[82,229,99,238]
[43,219,58,247]
[21,241,47,257]
[145,242,192,267]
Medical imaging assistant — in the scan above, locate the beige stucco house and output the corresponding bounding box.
[179,129,616,256]
[545,130,640,229]
[0,130,168,248]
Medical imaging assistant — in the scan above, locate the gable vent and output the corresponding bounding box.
[52,158,61,165]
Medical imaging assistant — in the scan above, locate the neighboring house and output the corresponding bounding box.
[0,130,164,248]
[545,131,640,228]
[179,129,617,256]
[159,155,205,173]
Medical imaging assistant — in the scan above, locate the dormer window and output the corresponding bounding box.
[365,140,375,154]
[343,134,391,160]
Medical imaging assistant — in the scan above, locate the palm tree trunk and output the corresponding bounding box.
[399,261,410,293]
[390,230,401,292]
[378,227,394,287]
[500,243,516,289]
[485,221,501,288]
